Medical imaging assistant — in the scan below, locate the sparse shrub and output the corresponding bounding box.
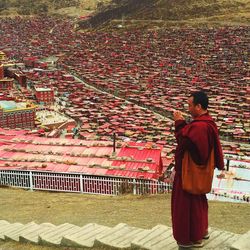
[17,6,31,15]
[33,3,48,14]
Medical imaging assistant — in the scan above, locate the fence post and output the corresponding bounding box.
[226,159,230,171]
[80,174,83,193]
[133,179,136,195]
[113,178,118,195]
[29,171,33,191]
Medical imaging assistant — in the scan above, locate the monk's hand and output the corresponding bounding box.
[173,110,184,121]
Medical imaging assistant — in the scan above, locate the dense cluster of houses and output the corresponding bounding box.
[0,16,249,182]
[0,128,164,180]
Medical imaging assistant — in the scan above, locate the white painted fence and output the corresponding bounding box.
[1,170,249,203]
[0,170,171,195]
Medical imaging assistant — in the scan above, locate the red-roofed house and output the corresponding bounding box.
[0,129,164,180]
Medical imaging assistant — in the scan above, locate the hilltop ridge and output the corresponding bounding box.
[0,0,111,17]
[78,0,250,29]
[0,0,249,28]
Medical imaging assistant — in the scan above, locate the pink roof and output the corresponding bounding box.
[0,129,165,180]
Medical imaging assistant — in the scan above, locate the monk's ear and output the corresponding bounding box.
[196,103,202,111]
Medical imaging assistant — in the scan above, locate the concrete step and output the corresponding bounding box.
[0,220,10,236]
[38,223,81,246]
[0,220,10,227]
[203,228,241,249]
[0,220,248,250]
[225,233,242,247]
[61,223,110,248]
[0,222,24,240]
[95,223,149,249]
[230,230,250,250]
[19,223,56,244]
[131,225,177,250]
[4,222,37,241]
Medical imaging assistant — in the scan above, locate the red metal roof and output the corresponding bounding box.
[0,129,165,180]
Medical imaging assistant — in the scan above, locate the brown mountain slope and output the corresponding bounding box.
[131,0,249,20]
[0,0,249,28]
[79,0,250,29]
[0,0,111,17]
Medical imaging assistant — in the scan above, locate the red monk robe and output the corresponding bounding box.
[171,113,224,245]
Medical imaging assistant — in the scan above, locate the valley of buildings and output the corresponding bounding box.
[0,16,249,202]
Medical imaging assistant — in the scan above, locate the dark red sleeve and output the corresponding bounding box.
[175,120,187,141]
[213,129,225,170]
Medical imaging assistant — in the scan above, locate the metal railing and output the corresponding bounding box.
[0,170,171,195]
[0,169,249,203]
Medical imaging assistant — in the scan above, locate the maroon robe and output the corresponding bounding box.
[171,113,224,244]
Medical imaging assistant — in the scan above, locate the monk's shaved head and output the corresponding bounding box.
[190,91,208,110]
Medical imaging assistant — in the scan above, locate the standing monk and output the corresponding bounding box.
[171,91,224,248]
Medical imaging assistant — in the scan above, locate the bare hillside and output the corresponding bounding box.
[131,0,249,20]
[78,0,250,29]
[0,0,249,28]
[0,0,111,17]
